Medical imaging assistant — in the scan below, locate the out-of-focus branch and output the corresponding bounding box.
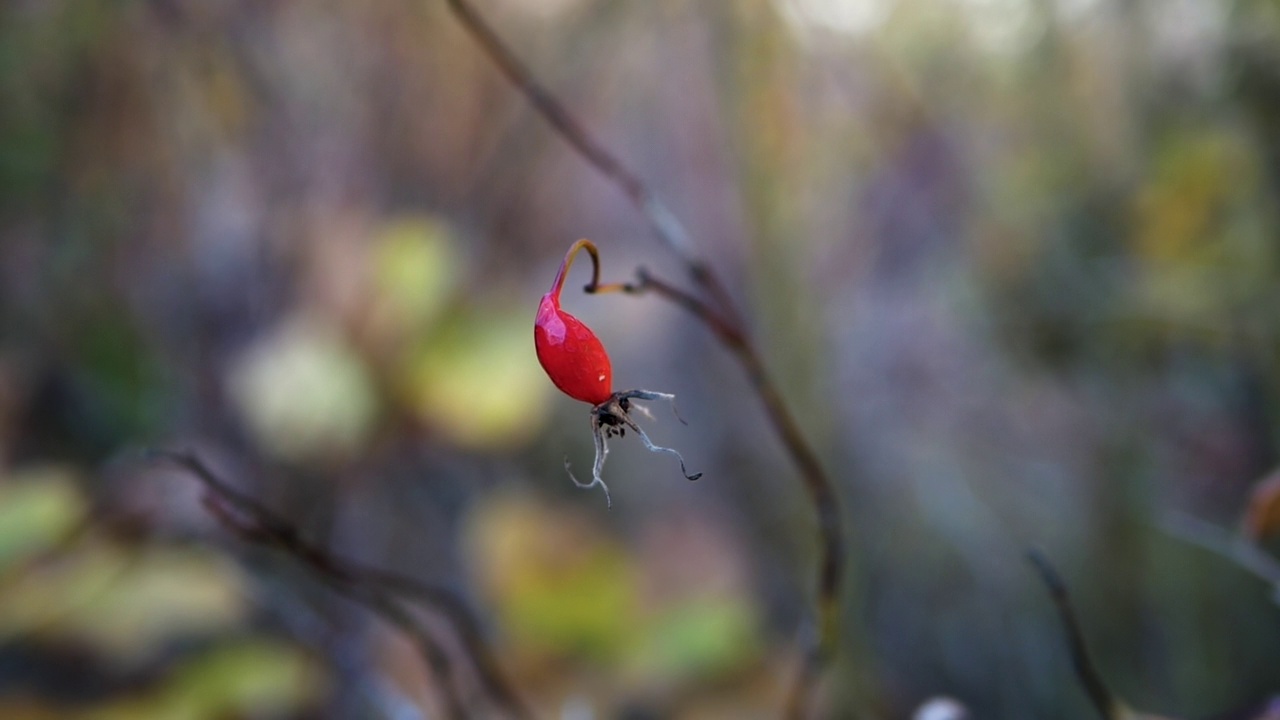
[152,449,533,720]
[443,0,695,266]
[1160,510,1280,599]
[1027,550,1121,720]
[595,267,846,717]
[586,268,744,349]
[443,2,849,715]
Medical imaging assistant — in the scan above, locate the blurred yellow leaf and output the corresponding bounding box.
[1133,132,1246,269]
[401,305,550,449]
[1130,130,1267,332]
[0,466,87,572]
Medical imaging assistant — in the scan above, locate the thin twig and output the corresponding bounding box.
[443,3,848,715]
[1026,549,1120,720]
[444,0,695,265]
[324,576,469,719]
[152,449,533,720]
[619,268,843,717]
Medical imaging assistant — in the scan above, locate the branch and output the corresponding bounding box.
[444,0,696,266]
[442,3,849,714]
[1159,510,1280,601]
[1026,550,1121,720]
[151,449,533,720]
[601,267,844,716]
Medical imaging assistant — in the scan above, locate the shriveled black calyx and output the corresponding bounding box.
[564,389,701,508]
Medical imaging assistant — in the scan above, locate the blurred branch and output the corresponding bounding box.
[151,449,533,720]
[442,0,696,266]
[444,2,848,715]
[587,268,744,348]
[1160,510,1280,602]
[1027,550,1122,720]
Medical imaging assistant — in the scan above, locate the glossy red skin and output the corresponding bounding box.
[534,293,613,405]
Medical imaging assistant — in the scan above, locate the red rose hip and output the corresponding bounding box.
[534,239,701,508]
[534,240,613,404]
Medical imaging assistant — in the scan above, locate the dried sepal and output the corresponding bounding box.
[565,389,701,508]
[536,240,700,507]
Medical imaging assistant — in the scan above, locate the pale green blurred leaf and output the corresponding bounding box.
[630,598,759,679]
[371,215,461,333]
[228,315,379,462]
[0,466,87,572]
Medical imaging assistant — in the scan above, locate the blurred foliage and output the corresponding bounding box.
[465,495,759,681]
[0,0,1279,717]
[81,639,325,720]
[0,639,323,720]
[370,216,461,335]
[0,467,86,570]
[401,303,551,449]
[0,544,245,663]
[0,466,323,719]
[1131,127,1271,338]
[229,315,379,463]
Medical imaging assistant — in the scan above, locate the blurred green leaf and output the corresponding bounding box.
[505,544,639,660]
[84,639,324,720]
[466,496,762,676]
[0,545,247,664]
[402,304,551,449]
[631,598,759,679]
[371,215,461,333]
[0,466,86,572]
[465,496,640,661]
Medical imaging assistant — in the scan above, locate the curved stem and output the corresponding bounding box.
[549,238,604,301]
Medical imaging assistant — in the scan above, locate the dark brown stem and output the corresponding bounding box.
[622,270,842,718]
[153,449,533,720]
[1027,550,1119,720]
[444,0,696,266]
[551,239,612,301]
[442,4,850,712]
[325,578,468,719]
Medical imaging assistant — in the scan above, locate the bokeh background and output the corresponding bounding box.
[2,0,1280,717]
